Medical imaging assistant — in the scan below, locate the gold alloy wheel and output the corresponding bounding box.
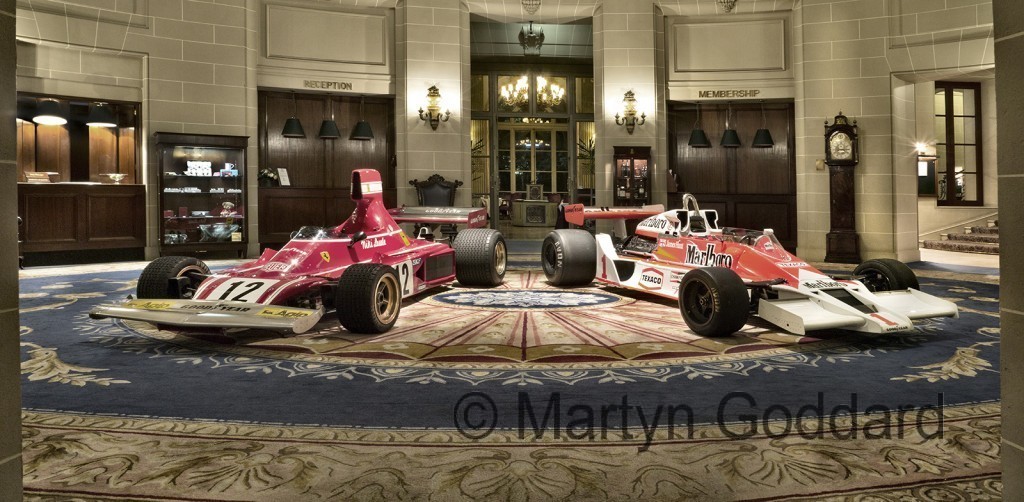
[374,273,401,324]
[494,240,507,276]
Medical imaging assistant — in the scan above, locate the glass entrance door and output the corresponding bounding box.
[497,124,569,195]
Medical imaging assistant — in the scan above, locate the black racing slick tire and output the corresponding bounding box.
[453,229,507,287]
[678,267,749,337]
[137,256,211,299]
[336,264,402,334]
[854,258,919,292]
[542,229,596,287]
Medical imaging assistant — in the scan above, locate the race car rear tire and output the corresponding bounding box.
[854,258,919,292]
[453,229,507,287]
[542,229,596,287]
[678,267,749,337]
[336,264,402,334]
[137,256,211,299]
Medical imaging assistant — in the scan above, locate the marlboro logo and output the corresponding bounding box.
[684,243,733,267]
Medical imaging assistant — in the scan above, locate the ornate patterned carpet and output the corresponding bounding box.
[18,266,1002,501]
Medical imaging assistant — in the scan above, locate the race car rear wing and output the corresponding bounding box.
[387,206,488,228]
[558,203,665,237]
[561,204,665,226]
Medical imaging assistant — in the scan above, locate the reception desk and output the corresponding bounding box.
[512,200,559,227]
[18,183,146,253]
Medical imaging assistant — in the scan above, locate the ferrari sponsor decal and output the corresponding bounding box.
[257,307,313,319]
[869,313,905,331]
[320,251,331,263]
[469,213,487,226]
[777,261,809,268]
[263,261,289,272]
[638,268,664,290]
[426,208,462,214]
[125,300,173,310]
[684,243,734,268]
[400,232,411,246]
[801,279,846,290]
[360,237,387,250]
[360,181,383,194]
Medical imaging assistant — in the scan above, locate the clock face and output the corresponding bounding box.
[829,132,853,160]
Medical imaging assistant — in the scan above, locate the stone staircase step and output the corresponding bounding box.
[947,233,1000,243]
[923,240,999,254]
[968,226,999,235]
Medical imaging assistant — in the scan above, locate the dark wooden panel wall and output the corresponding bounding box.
[18,184,146,252]
[257,91,396,246]
[668,102,797,250]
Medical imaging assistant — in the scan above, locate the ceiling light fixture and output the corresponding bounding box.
[86,102,117,128]
[751,101,775,148]
[522,0,540,15]
[720,102,741,147]
[282,92,305,138]
[717,0,738,13]
[688,103,711,148]
[32,98,67,126]
[351,96,374,140]
[318,94,341,139]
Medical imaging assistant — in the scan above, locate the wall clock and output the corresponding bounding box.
[824,112,858,166]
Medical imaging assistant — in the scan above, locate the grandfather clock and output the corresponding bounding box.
[824,112,861,263]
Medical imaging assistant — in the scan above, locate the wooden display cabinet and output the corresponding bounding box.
[613,146,651,206]
[155,133,249,257]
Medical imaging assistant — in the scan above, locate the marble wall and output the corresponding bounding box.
[0,0,22,498]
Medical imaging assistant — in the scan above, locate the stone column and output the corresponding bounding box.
[395,0,472,207]
[593,0,662,207]
[995,0,1024,496]
[0,0,23,497]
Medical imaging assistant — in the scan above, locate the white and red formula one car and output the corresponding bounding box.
[90,169,506,334]
[543,194,958,337]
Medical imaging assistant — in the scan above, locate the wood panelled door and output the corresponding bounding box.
[668,102,797,251]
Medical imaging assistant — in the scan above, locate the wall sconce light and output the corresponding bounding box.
[418,85,450,130]
[86,102,117,128]
[688,103,711,147]
[317,94,341,139]
[751,101,775,147]
[33,98,67,126]
[519,21,544,56]
[720,102,741,147]
[615,90,646,134]
[282,92,305,138]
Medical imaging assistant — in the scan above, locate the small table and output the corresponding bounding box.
[512,200,559,227]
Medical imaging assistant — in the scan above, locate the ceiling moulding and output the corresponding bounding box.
[16,0,150,30]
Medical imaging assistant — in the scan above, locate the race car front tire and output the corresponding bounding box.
[678,267,749,337]
[336,264,402,334]
[453,229,507,287]
[137,256,211,299]
[542,229,596,287]
[854,258,919,292]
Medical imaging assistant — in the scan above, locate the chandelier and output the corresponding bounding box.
[522,0,540,15]
[499,76,530,109]
[717,0,737,13]
[536,76,564,108]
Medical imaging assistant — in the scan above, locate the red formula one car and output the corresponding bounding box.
[543,194,958,337]
[90,169,507,334]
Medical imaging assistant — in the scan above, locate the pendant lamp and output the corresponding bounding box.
[350,96,374,140]
[86,102,117,128]
[720,102,741,148]
[282,93,305,138]
[752,101,775,148]
[33,98,67,126]
[687,103,711,148]
[318,94,341,139]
